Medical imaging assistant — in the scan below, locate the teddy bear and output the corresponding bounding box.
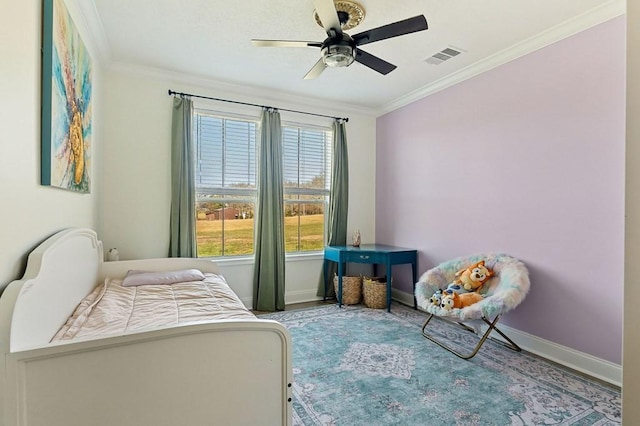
[440,291,484,311]
[454,260,494,292]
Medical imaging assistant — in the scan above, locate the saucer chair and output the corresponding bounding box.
[415,253,530,359]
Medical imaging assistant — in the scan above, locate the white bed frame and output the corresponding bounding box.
[0,228,292,426]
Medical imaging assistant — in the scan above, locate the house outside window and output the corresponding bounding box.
[194,108,331,257]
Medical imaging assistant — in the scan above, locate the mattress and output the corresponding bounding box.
[52,273,255,342]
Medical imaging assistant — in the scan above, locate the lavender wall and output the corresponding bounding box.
[376,17,625,363]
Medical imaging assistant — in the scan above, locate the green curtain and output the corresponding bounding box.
[252,108,286,311]
[168,96,197,257]
[318,119,349,297]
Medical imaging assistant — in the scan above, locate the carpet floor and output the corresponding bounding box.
[259,303,621,426]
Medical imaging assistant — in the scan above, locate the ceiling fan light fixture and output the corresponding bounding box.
[314,0,366,31]
[322,44,355,67]
[252,2,428,79]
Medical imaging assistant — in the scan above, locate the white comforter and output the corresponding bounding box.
[53,273,255,342]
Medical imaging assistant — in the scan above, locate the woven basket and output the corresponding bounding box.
[363,276,389,309]
[333,275,362,305]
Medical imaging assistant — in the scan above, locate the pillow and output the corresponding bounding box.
[122,268,205,287]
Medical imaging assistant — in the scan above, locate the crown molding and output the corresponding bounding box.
[108,61,378,118]
[377,0,626,116]
[64,0,111,65]
[69,0,624,118]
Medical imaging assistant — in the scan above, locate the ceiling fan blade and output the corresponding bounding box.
[251,39,322,48]
[303,58,327,80]
[352,15,428,46]
[355,49,397,75]
[313,0,342,36]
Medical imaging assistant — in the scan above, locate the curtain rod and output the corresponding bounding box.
[168,90,348,123]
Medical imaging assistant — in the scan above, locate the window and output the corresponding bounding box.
[194,111,257,257]
[194,108,331,257]
[283,126,331,253]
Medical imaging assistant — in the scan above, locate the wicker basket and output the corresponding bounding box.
[333,275,362,305]
[363,276,389,309]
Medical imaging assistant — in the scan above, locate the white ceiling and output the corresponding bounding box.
[82,0,623,112]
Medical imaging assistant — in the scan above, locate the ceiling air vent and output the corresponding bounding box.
[425,47,463,65]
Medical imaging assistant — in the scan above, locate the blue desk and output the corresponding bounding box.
[324,244,418,312]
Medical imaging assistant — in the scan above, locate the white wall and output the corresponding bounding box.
[624,5,638,423]
[101,66,376,304]
[377,17,626,365]
[0,1,102,291]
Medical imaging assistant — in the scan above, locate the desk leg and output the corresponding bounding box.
[412,260,418,309]
[337,261,344,307]
[323,259,329,301]
[386,261,392,313]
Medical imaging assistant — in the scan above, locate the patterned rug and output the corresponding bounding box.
[259,303,621,426]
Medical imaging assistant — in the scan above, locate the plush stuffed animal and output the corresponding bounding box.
[455,260,494,292]
[440,292,484,311]
[440,293,457,311]
[429,289,443,306]
[444,282,471,295]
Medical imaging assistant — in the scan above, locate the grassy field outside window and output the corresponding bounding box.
[196,214,324,257]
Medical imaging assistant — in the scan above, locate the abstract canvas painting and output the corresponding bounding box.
[41,0,92,193]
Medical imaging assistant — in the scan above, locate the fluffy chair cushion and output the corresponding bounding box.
[415,253,530,320]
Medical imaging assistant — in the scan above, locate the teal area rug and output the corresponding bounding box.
[259,304,621,426]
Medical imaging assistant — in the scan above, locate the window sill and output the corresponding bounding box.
[285,251,324,262]
[199,251,324,266]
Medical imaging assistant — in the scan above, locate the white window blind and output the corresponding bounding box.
[195,112,257,193]
[283,127,331,192]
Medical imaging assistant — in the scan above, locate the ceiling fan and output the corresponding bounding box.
[251,0,428,79]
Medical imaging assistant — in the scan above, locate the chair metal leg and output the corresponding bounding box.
[421,313,522,359]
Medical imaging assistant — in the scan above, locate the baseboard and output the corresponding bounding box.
[392,289,621,387]
[285,290,324,306]
[392,288,416,307]
[489,323,621,387]
[240,291,324,308]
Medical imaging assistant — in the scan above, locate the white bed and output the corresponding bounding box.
[0,228,292,426]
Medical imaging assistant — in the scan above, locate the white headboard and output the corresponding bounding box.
[7,228,102,352]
